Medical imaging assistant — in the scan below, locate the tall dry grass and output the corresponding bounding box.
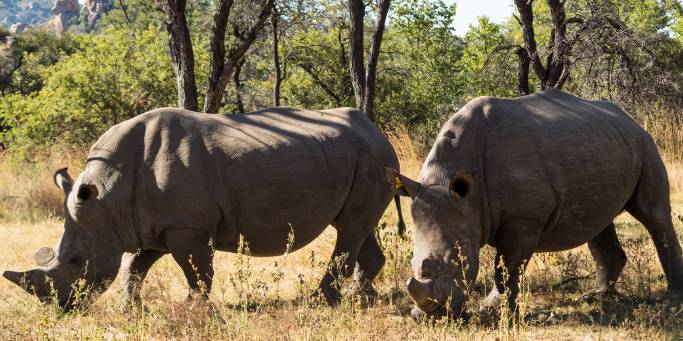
[0,124,682,339]
[0,146,86,221]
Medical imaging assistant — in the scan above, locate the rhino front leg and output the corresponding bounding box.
[481,219,540,317]
[120,250,167,306]
[587,223,626,296]
[164,229,215,298]
[480,251,528,315]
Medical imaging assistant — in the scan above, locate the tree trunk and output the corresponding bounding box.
[154,0,198,111]
[347,0,390,122]
[514,0,548,88]
[546,0,569,87]
[347,0,366,112]
[515,47,531,96]
[272,5,282,107]
[204,0,275,113]
[205,0,234,112]
[234,58,245,113]
[514,0,572,90]
[363,0,390,122]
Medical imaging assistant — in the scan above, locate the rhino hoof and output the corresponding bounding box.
[664,290,683,305]
[578,288,622,303]
[410,305,428,320]
[310,287,341,306]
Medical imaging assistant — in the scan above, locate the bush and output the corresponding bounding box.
[0,26,176,152]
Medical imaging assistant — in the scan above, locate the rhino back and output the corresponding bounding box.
[85,107,397,256]
[429,89,653,251]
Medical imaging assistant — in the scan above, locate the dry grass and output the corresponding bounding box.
[1,131,683,340]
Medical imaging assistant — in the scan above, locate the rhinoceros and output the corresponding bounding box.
[4,106,405,311]
[388,89,683,318]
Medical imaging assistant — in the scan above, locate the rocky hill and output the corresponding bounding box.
[0,0,54,28]
[1,0,113,32]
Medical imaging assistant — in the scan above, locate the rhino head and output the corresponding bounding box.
[3,168,123,311]
[387,168,481,319]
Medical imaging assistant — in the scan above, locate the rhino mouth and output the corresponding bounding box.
[406,276,465,318]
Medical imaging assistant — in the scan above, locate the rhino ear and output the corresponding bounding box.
[451,171,475,199]
[385,167,421,198]
[53,168,73,194]
[34,247,56,267]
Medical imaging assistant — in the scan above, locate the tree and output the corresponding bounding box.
[153,0,275,113]
[507,0,682,110]
[271,5,282,106]
[153,0,198,110]
[347,0,390,121]
[513,0,572,91]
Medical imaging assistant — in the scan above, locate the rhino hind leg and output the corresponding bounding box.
[353,232,386,304]
[627,207,683,298]
[625,150,683,299]
[586,223,627,295]
[120,250,167,307]
[316,157,393,306]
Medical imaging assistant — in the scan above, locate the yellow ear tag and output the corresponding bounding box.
[394,176,404,189]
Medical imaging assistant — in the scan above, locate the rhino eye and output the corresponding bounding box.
[68,256,81,265]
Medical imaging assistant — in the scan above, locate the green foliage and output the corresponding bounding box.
[0,0,682,153]
[0,26,176,151]
[378,0,464,137]
[0,29,80,95]
[458,17,519,99]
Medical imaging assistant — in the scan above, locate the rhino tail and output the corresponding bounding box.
[394,194,406,238]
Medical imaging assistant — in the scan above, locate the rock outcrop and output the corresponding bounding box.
[51,0,80,32]
[9,23,29,35]
[84,0,114,27]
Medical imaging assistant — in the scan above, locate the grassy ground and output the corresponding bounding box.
[1,131,682,340]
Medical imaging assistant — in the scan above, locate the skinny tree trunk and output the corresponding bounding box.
[234,58,246,113]
[363,0,390,122]
[205,0,234,112]
[515,47,531,96]
[272,6,282,107]
[347,0,366,112]
[347,0,390,122]
[514,0,548,88]
[154,0,198,111]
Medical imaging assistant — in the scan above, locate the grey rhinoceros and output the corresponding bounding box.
[388,89,683,318]
[4,106,405,311]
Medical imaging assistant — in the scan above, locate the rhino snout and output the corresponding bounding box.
[418,257,444,279]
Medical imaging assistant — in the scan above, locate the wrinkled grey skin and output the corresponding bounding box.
[4,107,400,311]
[389,89,683,319]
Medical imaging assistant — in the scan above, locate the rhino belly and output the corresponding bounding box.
[535,181,635,252]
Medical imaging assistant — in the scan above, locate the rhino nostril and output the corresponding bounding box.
[420,258,441,279]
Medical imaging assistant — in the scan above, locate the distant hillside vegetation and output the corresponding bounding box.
[0,0,54,28]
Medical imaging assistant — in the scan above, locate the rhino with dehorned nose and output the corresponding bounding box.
[4,106,406,311]
[388,89,683,319]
